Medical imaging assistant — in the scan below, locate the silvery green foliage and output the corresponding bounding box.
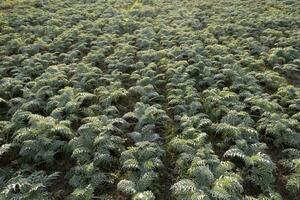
[0,171,59,200]
[133,191,155,200]
[0,0,300,199]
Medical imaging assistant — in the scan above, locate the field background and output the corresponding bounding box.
[0,0,300,199]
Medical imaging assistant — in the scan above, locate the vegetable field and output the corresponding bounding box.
[0,0,300,199]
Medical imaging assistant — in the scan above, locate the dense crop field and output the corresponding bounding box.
[0,0,300,199]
